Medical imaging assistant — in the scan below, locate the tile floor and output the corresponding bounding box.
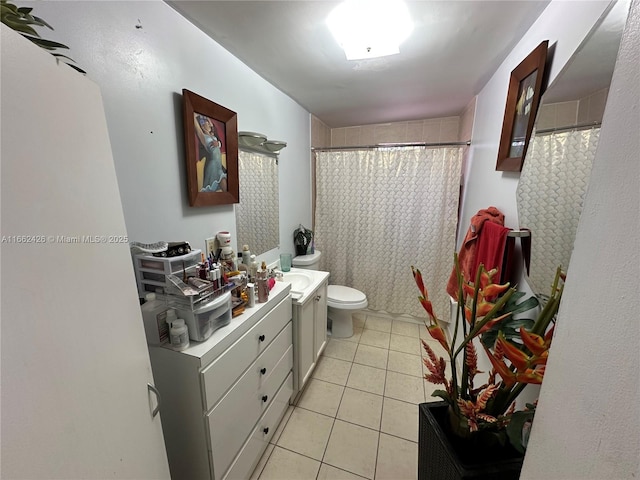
[250,311,451,480]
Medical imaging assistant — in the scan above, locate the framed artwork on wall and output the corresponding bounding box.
[496,40,549,172]
[182,89,239,206]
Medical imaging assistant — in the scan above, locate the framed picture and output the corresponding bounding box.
[182,89,239,206]
[496,41,548,172]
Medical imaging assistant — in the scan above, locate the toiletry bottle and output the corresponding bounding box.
[247,283,255,307]
[249,254,258,283]
[169,318,190,351]
[242,245,251,265]
[141,293,168,346]
[257,270,269,303]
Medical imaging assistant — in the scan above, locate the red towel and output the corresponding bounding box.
[447,207,505,299]
[475,221,510,280]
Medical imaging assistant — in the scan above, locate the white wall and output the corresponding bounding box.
[522,0,640,476]
[458,1,610,241]
[22,1,312,265]
[450,0,614,405]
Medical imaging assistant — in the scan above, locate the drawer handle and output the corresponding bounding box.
[262,395,268,403]
[315,295,321,302]
[260,367,267,375]
[259,334,265,342]
[263,427,269,435]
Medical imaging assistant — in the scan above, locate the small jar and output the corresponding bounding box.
[169,318,189,351]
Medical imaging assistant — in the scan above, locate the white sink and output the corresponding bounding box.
[281,271,313,293]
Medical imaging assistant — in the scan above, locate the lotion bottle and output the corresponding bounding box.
[242,245,251,265]
[141,293,168,346]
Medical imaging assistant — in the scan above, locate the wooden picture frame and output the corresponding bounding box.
[496,41,548,172]
[182,89,239,206]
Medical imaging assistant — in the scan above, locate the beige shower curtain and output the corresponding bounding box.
[314,146,463,319]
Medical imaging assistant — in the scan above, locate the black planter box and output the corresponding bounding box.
[418,402,524,480]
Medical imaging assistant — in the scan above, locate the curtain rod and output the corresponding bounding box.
[536,121,601,135]
[311,140,470,152]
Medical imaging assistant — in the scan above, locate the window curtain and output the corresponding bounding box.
[314,146,463,319]
[517,127,600,296]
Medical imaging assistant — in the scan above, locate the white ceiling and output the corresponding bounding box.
[168,1,551,128]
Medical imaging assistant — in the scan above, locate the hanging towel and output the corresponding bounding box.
[447,206,505,299]
[476,221,511,281]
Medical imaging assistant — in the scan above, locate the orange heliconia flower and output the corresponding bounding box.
[496,334,530,371]
[427,325,450,352]
[519,327,549,356]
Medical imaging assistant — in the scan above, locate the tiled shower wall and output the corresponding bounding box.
[536,87,608,131]
[311,96,476,149]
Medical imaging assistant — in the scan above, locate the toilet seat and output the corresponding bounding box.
[327,285,368,310]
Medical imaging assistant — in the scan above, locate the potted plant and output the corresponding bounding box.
[413,253,564,480]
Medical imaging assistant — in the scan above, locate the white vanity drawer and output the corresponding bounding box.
[207,341,293,476]
[222,372,293,480]
[201,296,292,410]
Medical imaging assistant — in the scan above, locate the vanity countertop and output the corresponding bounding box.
[160,281,291,366]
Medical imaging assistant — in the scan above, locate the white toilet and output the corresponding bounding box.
[291,251,368,338]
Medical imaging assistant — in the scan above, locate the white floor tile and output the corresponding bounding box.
[324,338,358,362]
[347,363,387,395]
[318,463,368,480]
[353,315,366,329]
[389,334,422,356]
[276,408,334,461]
[341,326,363,343]
[360,329,391,349]
[269,405,294,445]
[337,387,383,430]
[297,379,345,417]
[258,446,320,480]
[374,433,418,480]
[380,398,419,442]
[391,320,421,337]
[384,371,425,404]
[387,350,423,378]
[313,356,352,385]
[324,420,380,479]
[354,344,389,369]
[364,316,392,333]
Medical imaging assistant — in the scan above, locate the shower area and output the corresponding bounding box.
[312,144,464,319]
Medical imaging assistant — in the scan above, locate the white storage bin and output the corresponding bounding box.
[175,291,232,342]
[134,249,201,274]
[134,250,201,297]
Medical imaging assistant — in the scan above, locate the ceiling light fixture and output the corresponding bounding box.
[327,0,413,60]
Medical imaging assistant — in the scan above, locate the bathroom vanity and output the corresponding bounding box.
[285,269,330,398]
[149,282,292,480]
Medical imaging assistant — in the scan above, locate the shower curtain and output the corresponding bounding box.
[517,127,600,296]
[314,146,463,319]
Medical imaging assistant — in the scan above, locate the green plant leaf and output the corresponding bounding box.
[21,35,69,50]
[63,63,86,74]
[480,317,535,348]
[505,410,535,453]
[430,389,452,403]
[32,14,53,29]
[1,15,39,36]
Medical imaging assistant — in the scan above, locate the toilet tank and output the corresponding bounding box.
[292,251,321,270]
